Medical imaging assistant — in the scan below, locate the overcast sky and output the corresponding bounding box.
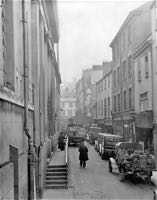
[58,0,150,84]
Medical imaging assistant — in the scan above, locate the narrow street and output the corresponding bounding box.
[68,142,154,200]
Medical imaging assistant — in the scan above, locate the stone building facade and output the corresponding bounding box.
[133,35,153,150]
[0,0,61,199]
[96,66,112,133]
[110,2,152,142]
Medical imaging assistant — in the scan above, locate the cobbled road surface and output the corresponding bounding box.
[68,142,154,200]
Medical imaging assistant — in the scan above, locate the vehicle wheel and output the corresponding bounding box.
[109,160,113,173]
[120,167,125,182]
[104,154,107,160]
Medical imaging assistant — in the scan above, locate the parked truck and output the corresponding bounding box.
[67,126,84,146]
[88,126,102,145]
[96,133,123,159]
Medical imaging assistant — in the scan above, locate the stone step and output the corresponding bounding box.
[46,172,67,176]
[45,180,67,185]
[45,185,68,189]
[46,176,67,180]
[48,165,66,168]
[47,168,67,172]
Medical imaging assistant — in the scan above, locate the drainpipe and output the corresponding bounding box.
[22,0,35,199]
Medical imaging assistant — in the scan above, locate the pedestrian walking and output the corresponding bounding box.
[79,141,88,168]
[58,132,65,151]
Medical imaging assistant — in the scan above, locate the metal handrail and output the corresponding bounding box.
[65,137,69,166]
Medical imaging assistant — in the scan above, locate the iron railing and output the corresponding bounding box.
[65,136,69,167]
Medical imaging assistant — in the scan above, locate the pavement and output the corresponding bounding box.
[42,149,74,200]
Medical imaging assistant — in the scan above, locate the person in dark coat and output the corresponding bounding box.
[79,141,88,168]
[58,132,65,151]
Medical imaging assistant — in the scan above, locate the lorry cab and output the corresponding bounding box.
[100,133,123,160]
[88,126,102,145]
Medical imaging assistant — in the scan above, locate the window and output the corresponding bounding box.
[114,44,117,61]
[145,55,149,78]
[114,95,116,112]
[102,100,104,116]
[96,102,99,117]
[124,90,126,110]
[108,74,110,88]
[123,31,125,50]
[113,70,116,87]
[20,79,23,100]
[106,77,108,89]
[104,98,106,118]
[101,81,103,92]
[117,40,120,60]
[140,92,148,112]
[105,78,106,90]
[101,100,103,116]
[69,102,73,107]
[61,110,65,117]
[129,88,132,109]
[98,83,100,93]
[118,93,120,111]
[138,60,142,81]
[117,67,120,84]
[108,97,110,118]
[113,47,115,61]
[123,60,126,80]
[5,1,15,89]
[68,110,72,116]
[16,76,18,97]
[128,56,132,77]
